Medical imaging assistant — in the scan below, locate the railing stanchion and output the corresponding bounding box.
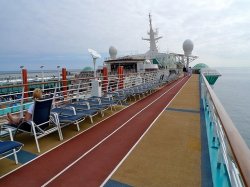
[103,67,108,93]
[62,68,67,98]
[21,68,29,100]
[20,87,25,118]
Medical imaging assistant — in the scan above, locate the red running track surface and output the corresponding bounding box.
[0,76,189,187]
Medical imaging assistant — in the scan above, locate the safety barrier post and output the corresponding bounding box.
[21,69,29,99]
[103,67,108,93]
[62,68,67,97]
[118,66,124,89]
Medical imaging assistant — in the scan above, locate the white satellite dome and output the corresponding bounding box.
[183,39,194,56]
[109,46,117,59]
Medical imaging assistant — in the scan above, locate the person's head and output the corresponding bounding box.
[33,88,42,100]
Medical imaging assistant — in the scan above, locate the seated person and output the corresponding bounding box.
[7,88,43,125]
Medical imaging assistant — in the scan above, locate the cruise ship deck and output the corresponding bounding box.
[106,75,205,187]
[0,75,213,186]
[1,72,249,187]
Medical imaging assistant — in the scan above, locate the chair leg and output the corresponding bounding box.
[58,128,63,141]
[34,136,40,153]
[13,149,18,164]
[31,122,41,153]
[76,122,80,131]
[90,116,93,124]
[56,122,63,141]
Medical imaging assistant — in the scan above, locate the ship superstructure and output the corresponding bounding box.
[104,14,182,74]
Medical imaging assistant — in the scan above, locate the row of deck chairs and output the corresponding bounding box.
[51,96,117,131]
[107,72,179,102]
[1,72,179,161]
[2,95,120,154]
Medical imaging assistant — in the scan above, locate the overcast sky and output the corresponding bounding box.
[0,0,250,71]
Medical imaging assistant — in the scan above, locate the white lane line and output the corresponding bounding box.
[0,98,131,180]
[0,77,176,179]
[42,77,187,186]
[0,84,145,179]
[100,76,190,186]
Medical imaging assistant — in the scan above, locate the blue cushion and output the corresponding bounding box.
[58,115,84,123]
[0,141,23,154]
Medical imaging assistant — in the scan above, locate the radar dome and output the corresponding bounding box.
[183,39,194,56]
[109,46,117,59]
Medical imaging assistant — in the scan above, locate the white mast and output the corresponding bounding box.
[142,13,162,57]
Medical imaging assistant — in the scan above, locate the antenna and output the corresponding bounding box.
[88,49,101,59]
[88,48,101,78]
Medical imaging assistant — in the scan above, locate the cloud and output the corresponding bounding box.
[0,0,250,70]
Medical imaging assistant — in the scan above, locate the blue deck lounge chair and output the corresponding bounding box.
[51,107,86,131]
[76,98,110,116]
[60,101,99,123]
[90,96,118,111]
[5,99,63,153]
[0,127,23,164]
[107,91,127,105]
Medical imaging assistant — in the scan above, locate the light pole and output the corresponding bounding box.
[88,49,101,79]
[57,66,61,90]
[40,65,44,91]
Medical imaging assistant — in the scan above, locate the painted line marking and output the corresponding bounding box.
[42,77,188,186]
[0,90,141,179]
[100,76,190,186]
[166,107,200,114]
[0,78,176,179]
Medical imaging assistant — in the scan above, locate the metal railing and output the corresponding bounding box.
[0,70,173,120]
[201,74,250,187]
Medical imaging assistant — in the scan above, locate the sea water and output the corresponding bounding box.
[213,67,250,148]
[0,69,82,86]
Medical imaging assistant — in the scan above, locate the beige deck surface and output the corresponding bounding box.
[111,75,201,187]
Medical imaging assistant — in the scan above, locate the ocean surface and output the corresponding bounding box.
[0,69,81,84]
[213,67,250,148]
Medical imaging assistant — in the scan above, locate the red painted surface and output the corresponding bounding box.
[61,68,67,97]
[22,69,29,99]
[118,66,124,89]
[102,67,108,93]
[0,77,189,187]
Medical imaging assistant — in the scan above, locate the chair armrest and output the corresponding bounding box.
[61,106,76,115]
[78,101,90,109]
